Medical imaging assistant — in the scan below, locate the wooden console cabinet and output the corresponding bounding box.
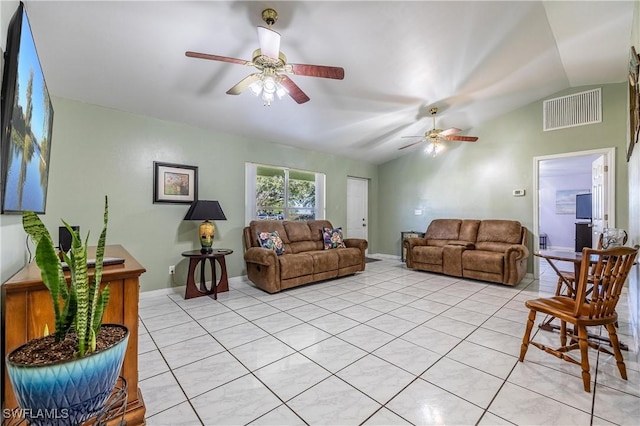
[1,245,146,425]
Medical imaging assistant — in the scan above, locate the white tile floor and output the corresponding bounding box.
[138,258,640,425]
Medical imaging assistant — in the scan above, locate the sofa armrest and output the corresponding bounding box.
[344,238,368,271]
[244,247,279,266]
[404,237,426,268]
[344,238,368,252]
[505,244,529,260]
[404,237,426,248]
[503,244,530,285]
[244,247,282,293]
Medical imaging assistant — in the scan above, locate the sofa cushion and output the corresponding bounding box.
[462,250,504,274]
[250,220,289,240]
[459,220,481,243]
[425,219,461,240]
[307,220,333,250]
[308,250,339,273]
[476,220,522,244]
[288,241,319,254]
[257,231,285,255]
[279,254,314,279]
[308,220,333,240]
[474,242,516,253]
[284,221,312,242]
[323,227,346,249]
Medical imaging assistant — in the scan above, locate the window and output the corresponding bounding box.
[245,163,325,223]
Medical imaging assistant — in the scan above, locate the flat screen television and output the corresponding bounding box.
[1,1,53,214]
[575,193,592,220]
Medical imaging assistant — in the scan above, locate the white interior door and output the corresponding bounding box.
[533,147,616,279]
[591,155,607,247]
[347,177,368,244]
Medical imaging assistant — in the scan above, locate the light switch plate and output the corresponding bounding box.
[513,189,526,196]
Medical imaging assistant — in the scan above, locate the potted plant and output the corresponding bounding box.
[5,196,129,426]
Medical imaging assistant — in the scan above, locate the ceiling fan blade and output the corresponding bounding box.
[445,135,479,142]
[279,75,310,104]
[226,73,261,95]
[398,140,424,150]
[257,26,281,59]
[440,127,462,136]
[401,135,424,138]
[290,63,345,80]
[185,51,251,66]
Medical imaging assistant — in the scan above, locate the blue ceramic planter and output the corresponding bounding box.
[6,324,129,426]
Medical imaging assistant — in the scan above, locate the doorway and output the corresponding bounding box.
[533,147,616,278]
[346,177,368,246]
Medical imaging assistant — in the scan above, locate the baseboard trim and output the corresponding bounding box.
[367,252,401,261]
[140,275,248,299]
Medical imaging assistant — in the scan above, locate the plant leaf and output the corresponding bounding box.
[88,196,108,340]
[23,211,67,341]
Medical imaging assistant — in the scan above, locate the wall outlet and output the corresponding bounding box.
[169,265,175,275]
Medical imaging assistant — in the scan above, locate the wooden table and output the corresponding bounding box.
[534,249,628,350]
[181,249,233,299]
[535,249,584,297]
[1,245,147,425]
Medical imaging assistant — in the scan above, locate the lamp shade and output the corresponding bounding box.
[183,200,226,221]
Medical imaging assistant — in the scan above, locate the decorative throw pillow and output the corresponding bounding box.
[257,231,285,255]
[323,227,346,250]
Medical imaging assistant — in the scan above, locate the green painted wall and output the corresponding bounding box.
[377,83,628,266]
[0,97,378,292]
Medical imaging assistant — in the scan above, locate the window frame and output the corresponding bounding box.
[245,163,325,224]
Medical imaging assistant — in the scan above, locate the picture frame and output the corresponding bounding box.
[627,46,639,162]
[153,162,198,204]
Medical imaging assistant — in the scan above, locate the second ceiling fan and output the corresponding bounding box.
[398,108,478,156]
[185,8,344,106]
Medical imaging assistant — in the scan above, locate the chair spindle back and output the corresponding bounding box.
[573,246,638,319]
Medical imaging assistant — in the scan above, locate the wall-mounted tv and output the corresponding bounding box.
[575,193,592,221]
[1,1,53,214]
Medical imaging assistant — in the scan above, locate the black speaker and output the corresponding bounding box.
[59,226,79,253]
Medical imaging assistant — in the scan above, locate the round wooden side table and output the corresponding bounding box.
[181,249,233,300]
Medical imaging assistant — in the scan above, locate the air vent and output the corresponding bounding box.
[543,88,602,131]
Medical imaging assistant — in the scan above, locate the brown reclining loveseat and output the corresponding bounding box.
[243,220,368,293]
[404,219,529,285]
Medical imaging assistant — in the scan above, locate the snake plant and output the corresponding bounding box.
[22,196,110,357]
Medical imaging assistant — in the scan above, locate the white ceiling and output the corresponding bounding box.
[23,1,635,165]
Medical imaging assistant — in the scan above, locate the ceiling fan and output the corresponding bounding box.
[185,8,344,106]
[398,107,478,156]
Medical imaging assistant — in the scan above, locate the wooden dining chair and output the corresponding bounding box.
[520,245,639,392]
[553,232,628,297]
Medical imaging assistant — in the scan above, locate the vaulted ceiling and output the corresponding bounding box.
[23,1,635,164]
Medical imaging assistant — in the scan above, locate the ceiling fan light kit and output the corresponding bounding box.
[186,8,344,106]
[398,107,479,156]
[425,141,443,157]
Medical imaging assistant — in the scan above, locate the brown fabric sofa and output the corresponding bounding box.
[243,220,368,293]
[404,219,529,285]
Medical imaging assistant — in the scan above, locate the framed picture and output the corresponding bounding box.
[627,46,639,162]
[153,162,198,204]
[555,189,589,215]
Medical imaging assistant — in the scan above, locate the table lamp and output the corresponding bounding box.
[184,200,227,253]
